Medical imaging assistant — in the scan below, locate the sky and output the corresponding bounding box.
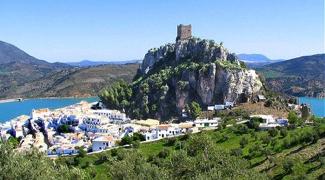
[0,0,324,62]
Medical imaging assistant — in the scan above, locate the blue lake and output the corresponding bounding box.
[0,97,98,123]
[298,97,325,117]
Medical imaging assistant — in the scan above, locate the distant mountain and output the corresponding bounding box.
[0,41,138,99]
[3,64,139,98]
[66,59,142,67]
[237,53,284,68]
[0,41,71,97]
[256,54,325,97]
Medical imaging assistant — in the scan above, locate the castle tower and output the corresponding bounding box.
[176,24,192,41]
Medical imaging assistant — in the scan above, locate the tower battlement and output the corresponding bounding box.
[176,24,192,41]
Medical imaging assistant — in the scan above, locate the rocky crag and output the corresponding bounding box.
[129,29,263,119]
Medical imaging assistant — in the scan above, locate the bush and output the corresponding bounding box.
[283,159,294,173]
[280,128,288,137]
[260,134,271,145]
[131,140,140,148]
[78,147,87,158]
[187,101,202,119]
[217,134,229,143]
[234,124,249,135]
[157,148,170,158]
[164,137,177,146]
[268,128,278,137]
[240,136,249,148]
[57,124,72,133]
[132,133,146,142]
[230,148,242,156]
[120,135,133,145]
[288,111,298,125]
[174,141,183,150]
[248,144,263,158]
[111,148,118,157]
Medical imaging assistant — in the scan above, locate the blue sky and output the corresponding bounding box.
[0,0,324,62]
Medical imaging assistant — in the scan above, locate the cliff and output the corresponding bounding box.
[130,37,263,119]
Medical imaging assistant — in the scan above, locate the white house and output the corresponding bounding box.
[225,101,234,108]
[144,124,183,141]
[207,106,215,111]
[194,118,219,128]
[80,115,116,133]
[92,135,114,151]
[144,129,158,141]
[214,105,225,110]
[93,109,129,123]
[250,115,281,130]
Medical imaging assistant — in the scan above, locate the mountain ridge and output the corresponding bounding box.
[0,41,138,99]
[66,59,142,67]
[256,54,325,97]
[237,53,284,68]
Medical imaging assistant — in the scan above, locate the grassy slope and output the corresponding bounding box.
[58,125,325,179]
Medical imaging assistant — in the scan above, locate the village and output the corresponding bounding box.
[0,100,300,156]
[0,98,306,157]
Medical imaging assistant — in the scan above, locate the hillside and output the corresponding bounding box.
[54,121,325,179]
[0,41,139,99]
[257,54,325,97]
[100,30,264,120]
[0,41,70,98]
[1,64,139,99]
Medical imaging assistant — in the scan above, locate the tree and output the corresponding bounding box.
[57,124,71,133]
[301,105,310,120]
[158,148,170,158]
[260,134,271,145]
[7,136,19,147]
[120,135,133,145]
[268,128,278,137]
[78,147,87,158]
[283,159,294,173]
[240,136,249,148]
[189,101,202,119]
[0,142,86,179]
[99,80,132,112]
[131,140,140,148]
[132,133,146,142]
[288,111,298,125]
[280,128,288,137]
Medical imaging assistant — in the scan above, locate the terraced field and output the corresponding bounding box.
[56,123,325,179]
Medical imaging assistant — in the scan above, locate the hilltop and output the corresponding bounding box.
[100,25,264,120]
[257,54,325,98]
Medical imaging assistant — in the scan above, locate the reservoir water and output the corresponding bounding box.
[0,97,98,123]
[298,97,325,117]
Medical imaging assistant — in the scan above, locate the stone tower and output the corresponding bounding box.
[176,24,192,41]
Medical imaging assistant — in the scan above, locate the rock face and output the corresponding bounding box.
[141,38,239,74]
[134,37,263,119]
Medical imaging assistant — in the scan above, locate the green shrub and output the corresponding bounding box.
[230,148,243,156]
[280,127,288,137]
[268,128,278,137]
[240,136,249,148]
[158,148,170,158]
